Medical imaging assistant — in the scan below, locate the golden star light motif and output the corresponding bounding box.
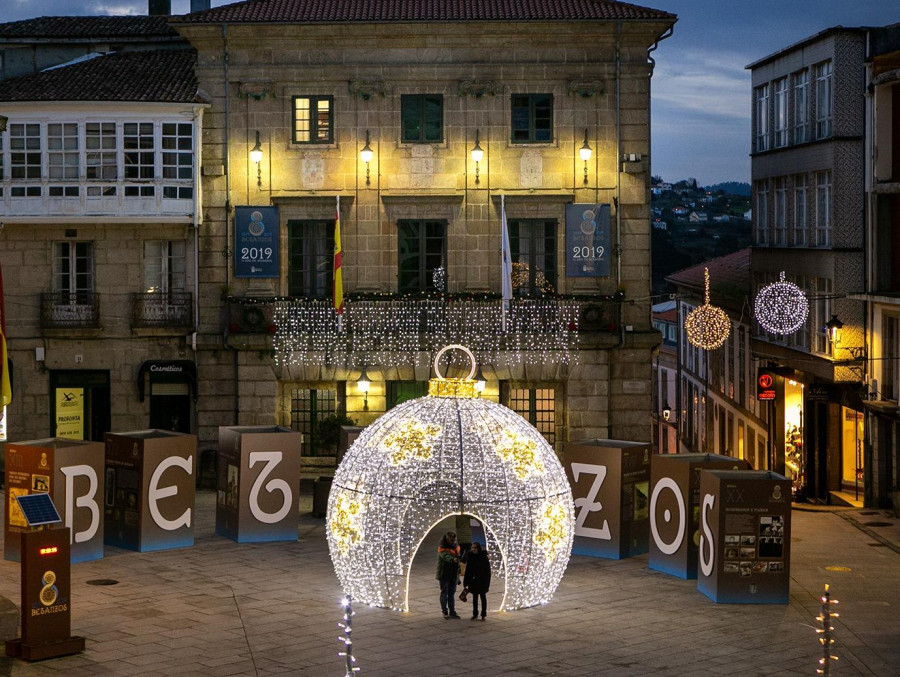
[494,429,545,480]
[533,501,568,561]
[331,492,365,556]
[383,419,442,466]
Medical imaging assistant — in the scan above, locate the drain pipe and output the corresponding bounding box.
[222,23,239,425]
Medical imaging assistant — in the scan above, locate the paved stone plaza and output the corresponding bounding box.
[1,492,898,676]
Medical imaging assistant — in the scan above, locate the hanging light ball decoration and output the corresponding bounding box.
[684,267,731,350]
[326,344,574,612]
[754,271,809,336]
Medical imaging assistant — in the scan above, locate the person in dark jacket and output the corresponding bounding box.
[462,542,491,620]
[436,531,461,619]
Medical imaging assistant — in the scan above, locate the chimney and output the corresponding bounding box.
[148,0,171,16]
[191,0,211,12]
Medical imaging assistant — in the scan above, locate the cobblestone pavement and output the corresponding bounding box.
[0,491,898,677]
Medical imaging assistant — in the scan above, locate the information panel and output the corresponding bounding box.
[234,206,279,278]
[565,203,611,277]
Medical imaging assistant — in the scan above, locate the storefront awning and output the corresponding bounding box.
[137,360,197,402]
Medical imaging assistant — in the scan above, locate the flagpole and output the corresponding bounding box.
[500,195,512,334]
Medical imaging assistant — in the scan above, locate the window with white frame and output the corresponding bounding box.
[793,70,810,143]
[161,122,193,199]
[755,181,769,245]
[85,122,117,183]
[53,241,94,303]
[815,60,833,139]
[774,177,787,245]
[810,277,832,355]
[47,123,79,180]
[793,174,808,246]
[883,314,898,401]
[773,78,788,148]
[123,122,155,183]
[9,123,42,196]
[143,241,186,294]
[815,170,832,247]
[754,84,769,152]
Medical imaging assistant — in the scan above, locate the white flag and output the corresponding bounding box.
[501,195,513,302]
[500,195,513,332]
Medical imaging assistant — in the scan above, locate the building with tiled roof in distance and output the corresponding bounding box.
[0,35,208,444]
[662,249,769,468]
[167,0,676,463]
[0,12,188,81]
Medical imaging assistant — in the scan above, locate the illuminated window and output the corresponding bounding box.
[507,387,556,447]
[292,95,333,144]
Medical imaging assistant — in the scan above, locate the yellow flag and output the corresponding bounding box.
[333,196,344,315]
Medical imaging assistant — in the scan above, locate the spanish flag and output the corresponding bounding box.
[333,195,344,315]
[0,262,11,408]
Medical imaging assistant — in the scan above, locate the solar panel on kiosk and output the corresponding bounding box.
[15,492,62,528]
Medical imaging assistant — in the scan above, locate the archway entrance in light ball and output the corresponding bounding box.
[326,345,575,612]
[404,511,509,613]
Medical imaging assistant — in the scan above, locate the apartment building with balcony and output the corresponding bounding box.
[170,0,676,459]
[747,28,867,504]
[0,24,205,443]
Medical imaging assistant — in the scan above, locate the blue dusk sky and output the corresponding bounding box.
[4,0,900,186]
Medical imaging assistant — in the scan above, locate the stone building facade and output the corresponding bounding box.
[172,0,675,463]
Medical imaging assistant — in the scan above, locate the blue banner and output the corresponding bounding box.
[235,206,279,278]
[566,203,611,277]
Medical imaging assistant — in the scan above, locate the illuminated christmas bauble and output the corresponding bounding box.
[754,271,809,335]
[684,267,731,350]
[326,345,574,612]
[685,304,731,350]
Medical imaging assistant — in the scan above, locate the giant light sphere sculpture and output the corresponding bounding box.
[326,345,575,612]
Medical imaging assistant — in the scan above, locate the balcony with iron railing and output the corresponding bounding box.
[226,293,623,366]
[40,291,100,330]
[132,291,193,329]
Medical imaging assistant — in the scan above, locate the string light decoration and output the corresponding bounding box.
[272,296,581,368]
[337,596,360,675]
[815,584,840,675]
[754,271,809,335]
[684,268,731,350]
[326,344,575,612]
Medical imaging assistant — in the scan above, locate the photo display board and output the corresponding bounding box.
[216,426,301,543]
[104,429,196,553]
[696,469,792,604]
[563,439,651,559]
[4,439,105,563]
[648,453,751,579]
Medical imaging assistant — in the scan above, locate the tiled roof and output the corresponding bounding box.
[666,248,750,309]
[0,16,179,39]
[0,50,200,103]
[176,0,675,23]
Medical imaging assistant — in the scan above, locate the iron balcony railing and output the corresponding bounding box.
[132,291,193,329]
[40,291,100,329]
